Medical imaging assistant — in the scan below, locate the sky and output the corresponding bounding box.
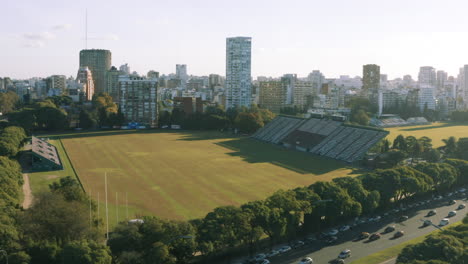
[2,0,468,80]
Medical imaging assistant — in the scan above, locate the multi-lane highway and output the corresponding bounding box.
[261,192,467,264]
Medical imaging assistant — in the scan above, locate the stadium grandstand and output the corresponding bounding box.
[370,115,430,128]
[31,136,63,171]
[252,115,388,163]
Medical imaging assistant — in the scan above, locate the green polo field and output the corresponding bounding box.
[386,122,468,147]
[59,130,354,222]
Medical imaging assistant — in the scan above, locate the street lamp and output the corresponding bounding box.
[0,249,8,264]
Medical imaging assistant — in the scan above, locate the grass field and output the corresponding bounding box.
[57,130,355,223]
[386,122,468,148]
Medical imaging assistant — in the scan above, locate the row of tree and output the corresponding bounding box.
[107,159,468,263]
[0,91,20,114]
[397,214,468,264]
[158,105,275,133]
[8,99,69,132]
[450,110,468,122]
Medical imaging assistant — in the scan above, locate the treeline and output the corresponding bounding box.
[0,91,20,114]
[451,110,468,122]
[8,98,69,132]
[159,105,275,133]
[108,160,468,264]
[0,126,28,263]
[373,135,468,168]
[397,214,468,264]
[79,93,124,129]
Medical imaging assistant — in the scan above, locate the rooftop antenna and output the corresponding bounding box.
[85,8,88,49]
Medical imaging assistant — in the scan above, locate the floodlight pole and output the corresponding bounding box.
[105,172,109,241]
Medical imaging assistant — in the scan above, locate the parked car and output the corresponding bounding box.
[427,210,437,216]
[330,259,345,264]
[369,233,381,241]
[448,211,457,217]
[358,232,370,240]
[326,236,338,244]
[278,246,291,253]
[292,240,305,249]
[339,225,350,232]
[394,231,405,238]
[258,260,270,264]
[399,215,409,222]
[305,235,317,243]
[422,220,432,227]
[384,225,396,233]
[458,188,466,193]
[433,195,443,200]
[326,229,339,236]
[298,257,314,264]
[266,250,279,258]
[439,218,450,226]
[448,200,456,205]
[338,249,351,259]
[457,204,466,210]
[254,254,266,261]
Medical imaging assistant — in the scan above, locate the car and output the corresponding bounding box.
[434,195,443,200]
[278,246,291,253]
[384,225,396,233]
[422,219,432,227]
[394,231,405,238]
[392,208,400,213]
[326,236,338,244]
[369,233,381,241]
[383,212,390,217]
[298,257,314,264]
[330,259,345,264]
[373,216,382,222]
[305,234,317,243]
[447,192,454,197]
[358,232,370,240]
[326,229,339,236]
[457,204,466,210]
[399,215,409,222]
[427,210,437,216]
[254,254,266,261]
[339,225,350,232]
[258,260,270,264]
[338,249,351,259]
[292,240,305,248]
[266,250,279,258]
[458,188,466,193]
[448,200,456,205]
[439,218,450,226]
[448,211,457,217]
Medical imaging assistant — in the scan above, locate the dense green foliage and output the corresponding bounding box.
[0,91,20,114]
[158,104,275,133]
[397,214,468,264]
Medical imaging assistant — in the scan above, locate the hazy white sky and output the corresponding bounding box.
[2,0,468,79]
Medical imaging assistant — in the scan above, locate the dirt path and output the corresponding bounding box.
[22,174,33,209]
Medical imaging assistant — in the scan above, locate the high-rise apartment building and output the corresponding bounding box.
[461,65,468,104]
[307,70,325,95]
[209,74,224,89]
[281,74,297,105]
[119,63,131,75]
[119,75,158,127]
[418,66,436,86]
[418,84,436,110]
[293,80,314,108]
[76,67,95,101]
[225,37,252,109]
[47,75,66,93]
[79,49,112,94]
[106,66,121,102]
[362,64,380,104]
[436,70,447,90]
[176,64,188,81]
[258,80,287,113]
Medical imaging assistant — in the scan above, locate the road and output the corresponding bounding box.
[263,192,467,264]
[22,173,33,209]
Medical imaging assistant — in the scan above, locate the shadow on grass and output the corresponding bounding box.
[399,122,468,132]
[214,137,354,175]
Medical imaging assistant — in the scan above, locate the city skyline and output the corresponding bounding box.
[2,0,468,79]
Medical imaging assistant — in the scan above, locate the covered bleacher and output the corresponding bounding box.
[252,115,388,163]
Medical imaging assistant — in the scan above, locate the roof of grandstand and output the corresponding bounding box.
[370,116,429,128]
[31,136,61,166]
[252,115,388,163]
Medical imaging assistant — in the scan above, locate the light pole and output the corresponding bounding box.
[0,249,8,264]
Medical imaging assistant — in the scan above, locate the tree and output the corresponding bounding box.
[49,176,86,202]
[351,109,370,126]
[0,91,19,114]
[35,106,69,131]
[21,192,93,244]
[0,140,19,157]
[59,240,112,264]
[235,112,264,133]
[79,110,96,129]
[393,135,407,152]
[442,136,457,157]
